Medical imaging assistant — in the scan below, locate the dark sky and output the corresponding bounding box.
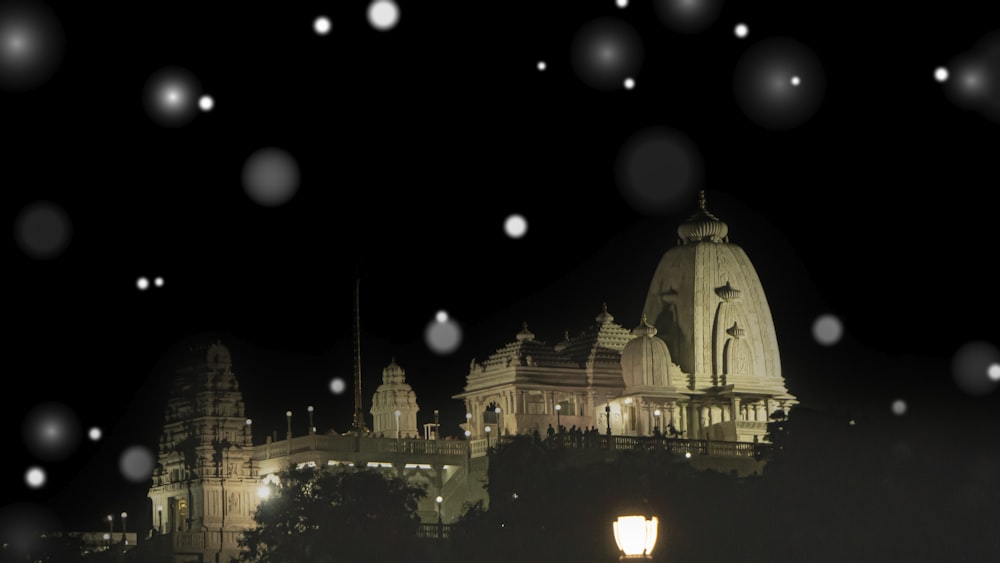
[4,0,998,535]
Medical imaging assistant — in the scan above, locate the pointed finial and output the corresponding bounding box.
[522,321,529,330]
[641,313,648,324]
[698,190,706,209]
[602,302,608,313]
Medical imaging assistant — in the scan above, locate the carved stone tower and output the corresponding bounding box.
[147,337,259,563]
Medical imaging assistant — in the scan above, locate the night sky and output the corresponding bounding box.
[5,0,998,538]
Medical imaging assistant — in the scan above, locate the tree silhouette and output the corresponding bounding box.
[236,463,428,563]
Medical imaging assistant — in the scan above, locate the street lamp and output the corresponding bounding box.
[653,410,661,436]
[494,407,502,437]
[157,505,163,534]
[606,403,612,436]
[464,430,471,439]
[435,495,444,539]
[102,533,110,550]
[485,425,491,449]
[106,514,113,539]
[394,409,401,439]
[612,514,658,559]
[121,512,128,545]
[308,405,315,434]
[555,404,561,433]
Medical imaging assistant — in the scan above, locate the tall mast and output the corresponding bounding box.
[351,272,368,434]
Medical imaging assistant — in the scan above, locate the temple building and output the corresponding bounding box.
[145,191,796,562]
[454,191,796,443]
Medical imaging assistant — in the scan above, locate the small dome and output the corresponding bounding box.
[726,321,746,339]
[516,322,535,342]
[621,316,674,388]
[381,357,407,384]
[595,303,615,324]
[677,190,729,244]
[714,281,741,302]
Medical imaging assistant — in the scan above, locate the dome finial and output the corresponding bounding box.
[698,190,707,209]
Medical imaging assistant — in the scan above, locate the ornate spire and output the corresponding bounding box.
[516,322,535,342]
[631,314,658,338]
[677,190,729,244]
[595,302,615,324]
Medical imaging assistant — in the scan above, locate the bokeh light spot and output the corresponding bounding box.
[154,276,164,288]
[0,1,65,91]
[119,445,155,483]
[368,1,400,31]
[314,16,332,35]
[891,399,907,416]
[654,0,724,34]
[198,95,214,111]
[426,316,463,355]
[537,60,547,71]
[952,340,1000,396]
[137,277,150,291]
[435,310,449,323]
[24,467,45,489]
[614,126,703,216]
[934,66,949,82]
[733,37,827,130]
[812,314,843,346]
[142,66,202,127]
[13,201,72,260]
[88,427,102,441]
[570,17,643,91]
[735,23,749,39]
[988,362,1000,382]
[330,377,347,395]
[504,214,528,239]
[22,402,81,461]
[623,77,635,89]
[0,503,59,557]
[242,147,301,207]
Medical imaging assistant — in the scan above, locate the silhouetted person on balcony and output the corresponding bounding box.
[546,424,555,441]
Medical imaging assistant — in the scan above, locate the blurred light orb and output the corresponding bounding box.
[314,16,332,35]
[952,340,1000,396]
[614,126,703,216]
[616,0,629,8]
[119,445,156,483]
[988,362,1000,382]
[0,1,65,91]
[943,33,1000,124]
[330,377,347,395]
[242,147,301,207]
[934,66,949,82]
[142,66,202,127]
[0,503,59,557]
[22,402,81,461]
[88,427,102,441]
[198,95,214,111]
[154,276,164,288]
[368,1,400,31]
[137,277,150,291]
[891,399,907,416]
[426,315,462,355]
[435,310,449,323]
[24,466,45,489]
[13,200,72,260]
[504,214,528,239]
[733,37,827,130]
[812,314,843,346]
[735,23,749,39]
[654,0,724,34]
[623,77,635,89]
[570,16,643,91]
[537,60,547,71]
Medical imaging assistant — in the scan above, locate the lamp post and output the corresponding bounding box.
[612,514,658,560]
[394,409,401,439]
[307,405,315,434]
[485,425,491,449]
[106,514,113,540]
[157,505,163,534]
[465,412,472,437]
[605,402,612,436]
[555,404,561,433]
[494,406,502,437]
[286,410,292,454]
[121,512,128,546]
[245,417,252,445]
[653,410,661,436]
[434,409,440,440]
[435,495,444,539]
[102,533,110,550]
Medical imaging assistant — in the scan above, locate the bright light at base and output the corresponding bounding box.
[934,66,949,82]
[504,214,528,239]
[88,427,101,441]
[314,16,332,35]
[435,310,449,323]
[25,466,46,488]
[198,95,214,111]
